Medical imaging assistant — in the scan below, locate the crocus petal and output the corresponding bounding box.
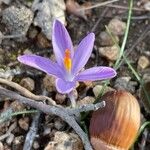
[52,20,74,66]
[76,67,116,81]
[55,78,76,94]
[72,33,95,75]
[18,55,63,78]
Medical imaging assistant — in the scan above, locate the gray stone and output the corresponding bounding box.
[138,56,150,69]
[99,45,119,61]
[2,6,33,35]
[99,31,119,46]
[45,131,83,150]
[32,0,66,40]
[114,77,137,93]
[108,18,126,36]
[93,85,114,97]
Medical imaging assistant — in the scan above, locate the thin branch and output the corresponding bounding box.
[0,78,56,105]
[106,4,145,11]
[91,7,109,32]
[0,122,17,141]
[67,101,105,116]
[0,87,93,150]
[0,33,25,39]
[77,0,119,11]
[23,111,41,150]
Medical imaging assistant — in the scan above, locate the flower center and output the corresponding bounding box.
[64,49,72,72]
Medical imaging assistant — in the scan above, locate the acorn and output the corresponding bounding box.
[89,90,140,150]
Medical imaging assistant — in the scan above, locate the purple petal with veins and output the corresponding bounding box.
[18,55,63,78]
[55,78,76,94]
[52,20,74,67]
[76,67,117,81]
[72,33,95,75]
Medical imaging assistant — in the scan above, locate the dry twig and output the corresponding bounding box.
[0,87,95,150]
[0,78,56,105]
[67,101,105,117]
[91,7,109,32]
[0,33,25,39]
[77,0,119,11]
[106,4,145,11]
[119,25,150,68]
[23,112,41,150]
[0,122,17,141]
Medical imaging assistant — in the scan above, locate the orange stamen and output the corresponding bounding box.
[64,49,72,72]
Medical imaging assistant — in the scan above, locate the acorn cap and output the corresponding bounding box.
[90,90,140,150]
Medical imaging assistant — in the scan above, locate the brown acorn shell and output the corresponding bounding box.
[90,90,140,150]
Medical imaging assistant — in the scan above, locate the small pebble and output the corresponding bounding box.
[99,31,119,46]
[108,18,126,35]
[55,93,66,104]
[23,49,33,55]
[37,32,51,48]
[43,75,56,92]
[28,26,39,39]
[54,118,66,130]
[138,56,150,69]
[6,133,14,145]
[93,85,114,97]
[33,141,40,149]
[20,77,35,91]
[77,96,95,106]
[18,117,29,131]
[99,45,119,61]
[45,131,83,150]
[114,77,137,93]
[2,6,33,35]
[10,101,25,112]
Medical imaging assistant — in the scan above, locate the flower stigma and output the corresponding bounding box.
[64,49,72,73]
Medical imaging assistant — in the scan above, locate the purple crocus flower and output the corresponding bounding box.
[18,20,116,94]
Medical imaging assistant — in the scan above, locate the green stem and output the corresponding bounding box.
[68,91,76,108]
[11,110,38,116]
[95,0,133,101]
[114,0,133,69]
[106,8,150,106]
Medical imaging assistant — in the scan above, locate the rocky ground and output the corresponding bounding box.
[0,0,150,150]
